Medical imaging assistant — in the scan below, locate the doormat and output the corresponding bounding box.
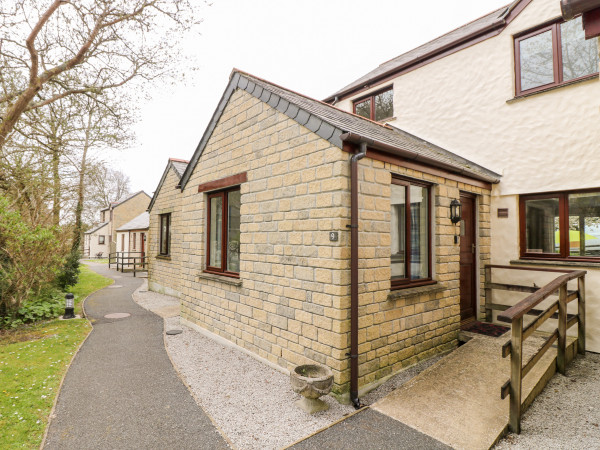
[462,321,509,338]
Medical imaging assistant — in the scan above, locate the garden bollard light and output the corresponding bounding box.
[64,293,75,319]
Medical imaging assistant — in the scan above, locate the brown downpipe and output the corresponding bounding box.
[349,142,367,409]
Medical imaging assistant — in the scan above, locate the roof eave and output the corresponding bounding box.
[340,132,501,184]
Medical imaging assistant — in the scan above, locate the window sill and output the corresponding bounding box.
[387,281,443,300]
[511,259,600,270]
[156,255,171,261]
[507,74,598,103]
[198,271,242,286]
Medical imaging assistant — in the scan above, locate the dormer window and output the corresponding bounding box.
[515,16,599,96]
[353,87,393,121]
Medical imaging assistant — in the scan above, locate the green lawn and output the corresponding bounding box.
[0,265,111,449]
[81,258,109,264]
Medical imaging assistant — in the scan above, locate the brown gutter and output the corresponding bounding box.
[561,0,600,19]
[349,142,367,409]
[340,132,500,184]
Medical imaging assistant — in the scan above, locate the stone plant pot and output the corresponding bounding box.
[290,364,334,414]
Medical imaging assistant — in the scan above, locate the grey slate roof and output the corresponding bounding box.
[117,212,149,231]
[171,160,188,177]
[178,70,500,187]
[147,159,189,212]
[85,222,108,235]
[324,1,523,102]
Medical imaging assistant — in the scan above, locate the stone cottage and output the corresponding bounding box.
[148,158,189,298]
[148,70,500,404]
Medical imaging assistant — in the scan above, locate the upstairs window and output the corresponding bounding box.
[520,190,600,260]
[353,87,393,121]
[515,16,599,96]
[159,213,170,256]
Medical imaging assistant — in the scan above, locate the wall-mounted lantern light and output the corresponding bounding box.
[450,199,462,244]
[450,199,462,224]
[64,293,75,319]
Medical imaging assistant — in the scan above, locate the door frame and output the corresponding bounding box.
[459,192,479,325]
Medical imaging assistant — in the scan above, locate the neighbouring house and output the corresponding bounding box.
[116,211,149,255]
[83,222,109,258]
[98,190,151,253]
[147,69,500,403]
[323,0,600,353]
[147,158,189,298]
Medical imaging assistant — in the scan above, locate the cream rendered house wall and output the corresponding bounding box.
[87,225,109,258]
[338,0,600,351]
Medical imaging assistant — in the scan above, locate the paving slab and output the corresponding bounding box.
[373,333,576,450]
[43,263,228,449]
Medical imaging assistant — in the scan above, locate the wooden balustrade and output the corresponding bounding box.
[108,251,147,275]
[484,264,586,434]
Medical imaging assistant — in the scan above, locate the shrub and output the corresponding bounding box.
[0,195,65,322]
[56,249,81,290]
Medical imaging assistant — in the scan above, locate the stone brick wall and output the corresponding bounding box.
[111,192,150,252]
[353,158,491,393]
[168,87,491,398]
[148,167,184,298]
[178,88,352,393]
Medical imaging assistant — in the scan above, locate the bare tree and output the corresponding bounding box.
[0,0,201,153]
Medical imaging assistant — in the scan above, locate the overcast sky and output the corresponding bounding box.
[113,0,510,195]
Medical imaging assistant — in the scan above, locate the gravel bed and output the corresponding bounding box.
[132,285,450,449]
[494,352,600,449]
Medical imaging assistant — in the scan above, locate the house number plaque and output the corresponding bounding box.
[329,232,339,242]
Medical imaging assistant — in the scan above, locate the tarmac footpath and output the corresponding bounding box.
[43,263,229,449]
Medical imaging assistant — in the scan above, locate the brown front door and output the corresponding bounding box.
[140,233,145,257]
[459,193,477,324]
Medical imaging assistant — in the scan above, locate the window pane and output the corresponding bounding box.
[391,184,406,280]
[568,192,600,257]
[520,30,555,91]
[561,17,599,82]
[355,98,371,119]
[525,198,560,253]
[209,197,222,267]
[227,190,241,272]
[160,215,169,255]
[374,89,393,121]
[410,185,429,280]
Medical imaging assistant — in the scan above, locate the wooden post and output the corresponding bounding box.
[485,266,492,322]
[578,275,586,355]
[133,257,137,277]
[557,284,568,375]
[509,316,523,434]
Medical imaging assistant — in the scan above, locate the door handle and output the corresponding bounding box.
[472,243,476,253]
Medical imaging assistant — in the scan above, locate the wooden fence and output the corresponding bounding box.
[108,252,148,277]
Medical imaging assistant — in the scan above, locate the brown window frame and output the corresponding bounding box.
[352,86,394,122]
[132,232,136,250]
[514,17,599,96]
[98,235,105,245]
[159,213,170,256]
[205,186,241,278]
[391,175,434,290]
[121,234,125,251]
[519,189,600,262]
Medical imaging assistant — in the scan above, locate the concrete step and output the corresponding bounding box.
[372,333,578,450]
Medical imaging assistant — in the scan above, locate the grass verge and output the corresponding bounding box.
[0,264,111,449]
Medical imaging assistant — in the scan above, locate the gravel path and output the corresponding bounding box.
[132,282,443,450]
[495,352,600,449]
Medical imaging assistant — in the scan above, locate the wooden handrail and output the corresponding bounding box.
[485,264,575,273]
[498,270,586,322]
